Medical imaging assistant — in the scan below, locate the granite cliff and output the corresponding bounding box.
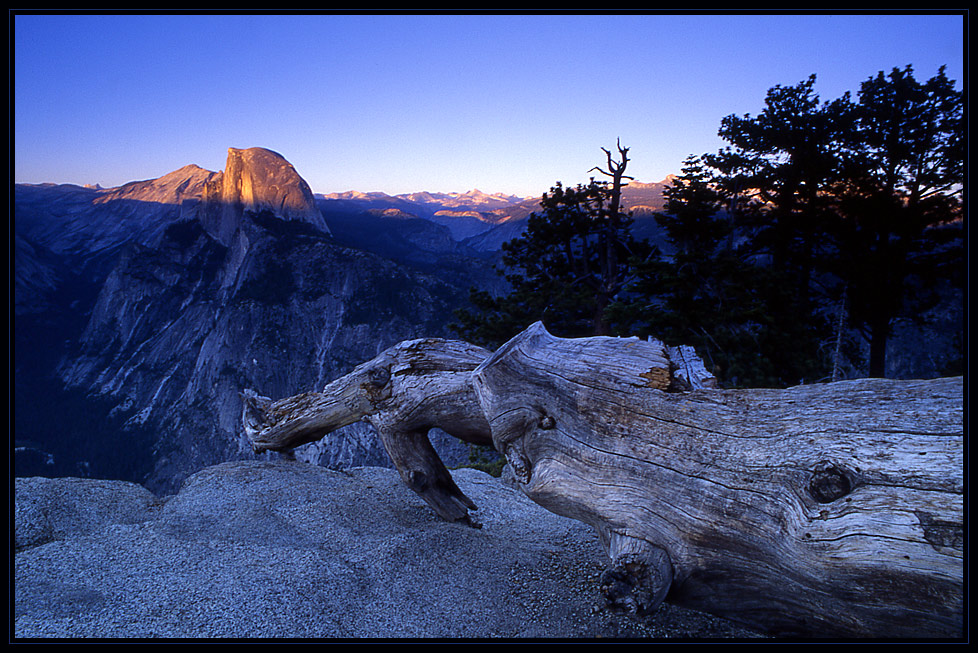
[14,148,489,494]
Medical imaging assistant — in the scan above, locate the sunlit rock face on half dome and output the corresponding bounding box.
[199,147,330,245]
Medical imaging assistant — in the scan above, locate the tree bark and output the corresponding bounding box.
[241,322,963,638]
[868,313,890,378]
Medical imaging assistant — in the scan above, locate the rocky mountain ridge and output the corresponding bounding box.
[94,163,216,206]
[14,147,497,494]
[14,148,329,261]
[18,159,672,253]
[322,187,524,209]
[317,178,672,244]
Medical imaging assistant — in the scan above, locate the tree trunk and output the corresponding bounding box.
[868,314,890,378]
[241,323,963,638]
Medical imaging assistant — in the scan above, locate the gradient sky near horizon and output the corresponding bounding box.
[14,12,965,198]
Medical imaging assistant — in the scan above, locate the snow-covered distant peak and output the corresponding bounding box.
[318,190,395,201]
[395,188,526,209]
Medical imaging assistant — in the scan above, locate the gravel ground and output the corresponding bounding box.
[14,461,765,640]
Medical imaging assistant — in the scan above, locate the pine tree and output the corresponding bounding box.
[829,65,964,377]
[609,155,780,387]
[695,77,851,385]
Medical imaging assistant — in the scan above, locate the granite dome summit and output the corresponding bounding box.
[198,147,330,245]
[15,147,332,259]
[95,147,328,234]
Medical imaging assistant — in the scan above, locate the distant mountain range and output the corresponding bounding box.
[322,188,525,209]
[316,178,674,246]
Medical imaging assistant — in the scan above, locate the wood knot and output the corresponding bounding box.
[809,462,852,503]
[538,415,556,430]
[407,470,428,491]
[916,511,963,552]
[366,366,391,389]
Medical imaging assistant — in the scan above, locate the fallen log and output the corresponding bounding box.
[241,322,963,638]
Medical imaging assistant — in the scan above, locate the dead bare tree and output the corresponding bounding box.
[586,139,635,335]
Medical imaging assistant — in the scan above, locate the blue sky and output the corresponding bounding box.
[13,12,965,198]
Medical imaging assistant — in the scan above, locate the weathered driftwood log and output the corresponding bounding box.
[472,323,963,638]
[241,322,963,638]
